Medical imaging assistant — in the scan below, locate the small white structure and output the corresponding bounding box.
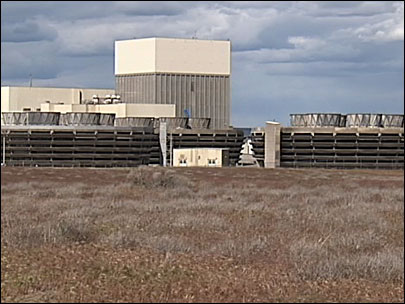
[173,148,229,167]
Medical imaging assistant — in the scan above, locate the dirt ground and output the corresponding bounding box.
[1,166,404,303]
[2,166,403,187]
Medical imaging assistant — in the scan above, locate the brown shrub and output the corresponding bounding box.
[126,166,193,189]
[1,167,404,302]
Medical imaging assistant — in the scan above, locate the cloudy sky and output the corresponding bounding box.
[1,1,404,126]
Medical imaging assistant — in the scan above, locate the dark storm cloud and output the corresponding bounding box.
[1,1,403,126]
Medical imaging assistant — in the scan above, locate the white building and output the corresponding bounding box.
[1,86,114,112]
[115,37,231,129]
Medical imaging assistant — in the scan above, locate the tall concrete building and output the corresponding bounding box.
[115,37,231,129]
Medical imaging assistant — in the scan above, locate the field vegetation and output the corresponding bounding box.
[1,166,404,302]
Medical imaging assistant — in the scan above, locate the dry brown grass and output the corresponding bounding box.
[1,167,404,303]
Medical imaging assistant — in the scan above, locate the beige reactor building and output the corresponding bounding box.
[115,37,231,129]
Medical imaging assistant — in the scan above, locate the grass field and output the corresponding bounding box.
[1,166,404,303]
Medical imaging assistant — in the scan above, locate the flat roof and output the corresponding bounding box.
[1,86,114,90]
[115,37,230,43]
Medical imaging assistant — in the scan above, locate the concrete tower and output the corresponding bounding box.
[114,38,231,129]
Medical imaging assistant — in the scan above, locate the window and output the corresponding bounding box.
[179,159,187,167]
[208,159,217,166]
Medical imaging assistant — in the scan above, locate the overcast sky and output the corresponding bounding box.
[1,1,404,126]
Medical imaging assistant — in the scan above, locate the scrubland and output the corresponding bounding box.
[1,166,404,302]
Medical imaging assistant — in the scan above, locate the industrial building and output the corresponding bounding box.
[1,86,114,112]
[115,38,231,129]
[251,113,404,169]
[1,37,244,168]
[1,37,403,170]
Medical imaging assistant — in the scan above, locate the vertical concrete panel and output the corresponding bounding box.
[143,75,147,102]
[162,74,166,104]
[208,76,211,126]
[125,76,129,103]
[147,75,151,102]
[182,75,186,116]
[134,75,138,103]
[212,76,216,127]
[145,75,149,102]
[223,77,227,128]
[264,122,281,168]
[196,75,201,118]
[210,76,213,124]
[187,75,191,117]
[224,77,229,128]
[157,74,161,103]
[201,76,204,119]
[152,74,156,103]
[211,77,215,128]
[139,75,143,102]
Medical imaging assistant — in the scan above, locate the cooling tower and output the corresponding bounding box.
[345,114,382,127]
[290,113,342,127]
[187,118,211,129]
[380,114,404,128]
[99,113,116,126]
[1,112,60,126]
[115,117,155,127]
[59,113,101,126]
[153,117,189,129]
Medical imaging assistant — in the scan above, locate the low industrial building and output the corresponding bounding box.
[0,115,243,167]
[1,86,114,112]
[1,37,244,168]
[251,113,404,170]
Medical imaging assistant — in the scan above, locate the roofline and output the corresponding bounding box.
[1,85,114,90]
[115,37,231,43]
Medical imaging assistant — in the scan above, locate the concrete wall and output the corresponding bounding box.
[155,38,231,75]
[115,39,156,75]
[1,86,114,113]
[1,126,157,167]
[1,87,10,112]
[123,104,175,118]
[1,87,10,125]
[264,122,281,168]
[114,38,232,130]
[116,74,230,129]
[40,104,98,113]
[40,103,175,118]
[115,38,231,76]
[252,124,404,169]
[173,148,225,167]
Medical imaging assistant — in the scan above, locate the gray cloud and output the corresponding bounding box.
[114,1,188,16]
[1,41,61,80]
[1,20,58,42]
[1,1,403,126]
